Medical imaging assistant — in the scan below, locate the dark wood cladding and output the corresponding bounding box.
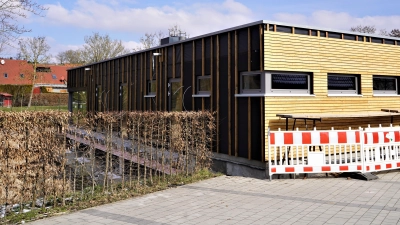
[67,24,265,162]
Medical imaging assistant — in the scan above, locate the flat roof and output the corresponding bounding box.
[276,111,400,121]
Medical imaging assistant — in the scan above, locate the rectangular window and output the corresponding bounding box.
[242,73,262,93]
[197,76,211,94]
[371,37,382,44]
[271,74,308,90]
[344,34,357,41]
[20,74,24,78]
[239,71,312,96]
[320,31,327,37]
[358,36,364,42]
[276,25,292,33]
[169,79,182,111]
[384,39,396,45]
[96,85,102,112]
[328,32,342,39]
[36,67,51,72]
[373,76,398,95]
[147,80,156,95]
[328,74,359,95]
[311,30,318,36]
[295,28,309,35]
[4,73,7,78]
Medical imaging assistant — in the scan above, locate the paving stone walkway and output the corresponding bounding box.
[29,171,400,225]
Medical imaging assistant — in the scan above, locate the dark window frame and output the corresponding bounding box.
[147,80,157,95]
[239,71,313,95]
[197,75,211,95]
[328,74,360,95]
[373,75,398,95]
[268,73,312,94]
[240,72,263,94]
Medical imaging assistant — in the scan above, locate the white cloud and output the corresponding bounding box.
[41,0,255,38]
[122,40,141,51]
[274,10,400,32]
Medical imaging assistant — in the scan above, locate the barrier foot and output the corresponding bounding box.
[341,172,379,181]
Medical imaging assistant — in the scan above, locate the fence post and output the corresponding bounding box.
[360,127,365,173]
[268,127,272,181]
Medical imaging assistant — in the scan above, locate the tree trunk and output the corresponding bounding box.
[28,70,37,108]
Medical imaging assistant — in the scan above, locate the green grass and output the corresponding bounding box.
[1,169,222,224]
[0,105,68,112]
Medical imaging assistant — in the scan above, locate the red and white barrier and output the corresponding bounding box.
[363,127,400,173]
[268,126,400,180]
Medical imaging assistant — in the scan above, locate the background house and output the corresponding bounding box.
[0,59,72,106]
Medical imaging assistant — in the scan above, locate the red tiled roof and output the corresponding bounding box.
[0,59,72,86]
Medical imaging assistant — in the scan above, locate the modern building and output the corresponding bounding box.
[0,59,70,93]
[67,20,400,178]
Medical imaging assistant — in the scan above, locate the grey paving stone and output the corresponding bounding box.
[26,172,400,225]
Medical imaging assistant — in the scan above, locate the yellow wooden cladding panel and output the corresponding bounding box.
[263,32,400,160]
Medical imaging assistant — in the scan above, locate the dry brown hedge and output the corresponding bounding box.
[0,110,215,219]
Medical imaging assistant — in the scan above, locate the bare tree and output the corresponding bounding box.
[0,0,47,51]
[350,25,376,34]
[81,32,129,63]
[64,49,85,64]
[56,49,85,65]
[18,36,51,107]
[389,29,400,37]
[56,51,67,64]
[133,31,165,51]
[133,24,189,51]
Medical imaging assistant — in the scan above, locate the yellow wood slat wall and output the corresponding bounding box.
[263,32,400,161]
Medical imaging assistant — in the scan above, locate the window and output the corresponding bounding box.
[52,74,57,79]
[197,76,211,94]
[4,73,8,78]
[241,73,263,93]
[358,36,364,42]
[384,39,396,45]
[276,25,292,33]
[269,73,311,94]
[169,79,182,111]
[36,67,51,72]
[328,32,341,39]
[239,71,312,96]
[328,74,360,95]
[320,31,327,37]
[373,76,398,95]
[311,30,318,36]
[344,34,357,41]
[20,74,24,78]
[96,85,102,111]
[295,28,309,35]
[145,80,156,97]
[371,37,383,44]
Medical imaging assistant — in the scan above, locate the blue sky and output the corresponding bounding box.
[5,0,400,62]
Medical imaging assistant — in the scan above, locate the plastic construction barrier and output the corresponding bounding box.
[268,126,400,180]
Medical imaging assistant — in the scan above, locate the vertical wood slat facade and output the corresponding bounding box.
[68,20,400,163]
[68,23,265,162]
